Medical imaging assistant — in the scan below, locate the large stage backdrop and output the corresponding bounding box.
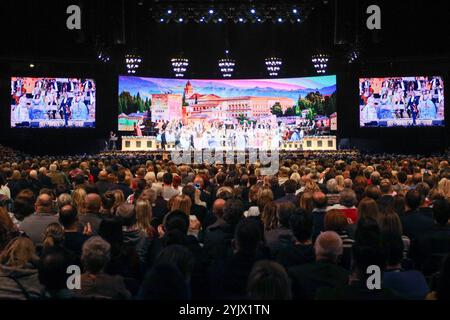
[118,76,337,149]
[359,76,445,127]
[11,77,96,128]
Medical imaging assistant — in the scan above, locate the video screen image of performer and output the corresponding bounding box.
[118,76,338,150]
[11,77,96,128]
[359,76,444,127]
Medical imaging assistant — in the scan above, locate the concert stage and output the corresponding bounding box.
[120,135,337,152]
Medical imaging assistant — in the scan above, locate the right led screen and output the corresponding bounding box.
[359,76,444,127]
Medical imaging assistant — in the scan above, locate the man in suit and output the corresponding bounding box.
[288,231,349,300]
[401,189,434,241]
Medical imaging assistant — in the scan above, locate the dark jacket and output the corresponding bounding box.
[19,213,59,246]
[401,209,434,241]
[288,260,349,300]
[0,264,43,300]
[108,183,133,200]
[316,280,402,300]
[74,273,131,300]
[95,180,114,195]
[79,212,103,235]
[203,219,235,262]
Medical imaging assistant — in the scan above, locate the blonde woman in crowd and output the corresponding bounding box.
[72,187,87,215]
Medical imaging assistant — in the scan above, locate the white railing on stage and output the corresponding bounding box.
[121,135,337,152]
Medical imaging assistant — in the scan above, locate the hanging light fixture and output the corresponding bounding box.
[265,57,283,77]
[125,53,142,74]
[171,57,189,77]
[311,53,329,74]
[218,50,235,78]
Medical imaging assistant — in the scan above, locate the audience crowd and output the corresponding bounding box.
[1,144,450,300]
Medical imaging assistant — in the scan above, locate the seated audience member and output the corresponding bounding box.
[182,185,207,227]
[275,180,297,205]
[247,261,292,300]
[204,199,244,261]
[276,212,315,269]
[0,237,43,300]
[12,190,36,223]
[288,231,349,300]
[382,234,429,299]
[311,191,328,240]
[79,193,103,235]
[59,204,90,258]
[265,202,296,256]
[412,199,450,275]
[427,253,450,300]
[401,190,434,241]
[324,209,354,269]
[137,263,190,300]
[75,236,131,299]
[108,171,133,200]
[95,170,114,196]
[116,203,151,265]
[327,188,358,224]
[325,179,341,206]
[358,197,380,222]
[38,248,76,299]
[316,242,400,300]
[19,194,58,246]
[162,173,180,201]
[212,219,265,299]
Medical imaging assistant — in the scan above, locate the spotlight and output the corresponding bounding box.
[297,18,301,22]
[265,57,283,77]
[218,18,223,22]
[167,9,172,14]
[160,18,164,22]
[171,57,189,78]
[250,9,256,14]
[277,18,283,23]
[29,63,35,68]
[311,53,329,74]
[209,9,214,14]
[292,9,298,14]
[239,17,243,22]
[218,58,235,78]
[257,18,262,22]
[125,53,142,74]
[178,17,183,22]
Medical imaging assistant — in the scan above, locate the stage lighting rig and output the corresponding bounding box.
[312,53,329,74]
[125,53,142,74]
[171,57,189,77]
[265,57,283,77]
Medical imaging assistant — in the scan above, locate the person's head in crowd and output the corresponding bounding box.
[405,189,422,212]
[351,242,385,282]
[432,199,450,227]
[161,210,190,245]
[56,193,72,210]
[170,195,191,216]
[324,210,348,232]
[379,210,404,237]
[412,173,423,185]
[84,193,101,214]
[72,187,87,214]
[38,247,74,297]
[326,179,339,194]
[397,171,408,185]
[59,205,78,230]
[393,194,406,216]
[277,202,295,229]
[364,185,382,201]
[135,199,153,232]
[13,192,36,221]
[415,182,431,205]
[261,201,278,231]
[314,231,343,263]
[81,236,111,275]
[42,223,65,252]
[260,188,274,201]
[379,179,393,196]
[35,193,55,215]
[98,170,109,181]
[223,199,244,226]
[155,245,194,283]
[0,236,38,267]
[248,185,261,204]
[160,172,172,186]
[339,188,357,208]
[299,192,314,214]
[116,203,136,227]
[358,197,379,222]
[437,178,450,200]
[312,191,328,209]
[290,212,313,244]
[233,219,262,256]
[247,261,292,300]
[377,195,395,214]
[370,171,381,186]
[100,192,116,216]
[283,179,297,195]
[138,263,190,300]
[212,198,226,219]
[117,170,127,184]
[381,233,404,269]
[181,185,196,205]
[172,175,182,190]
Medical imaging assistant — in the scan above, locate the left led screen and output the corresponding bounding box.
[11,77,96,128]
